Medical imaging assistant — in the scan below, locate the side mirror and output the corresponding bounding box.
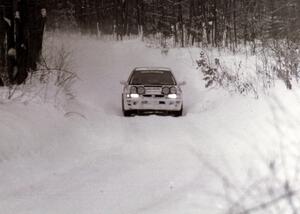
[178,81,186,86]
[120,80,127,85]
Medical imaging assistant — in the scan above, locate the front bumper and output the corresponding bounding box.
[123,94,183,111]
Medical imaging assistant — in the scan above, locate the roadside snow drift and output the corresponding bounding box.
[1,33,300,214]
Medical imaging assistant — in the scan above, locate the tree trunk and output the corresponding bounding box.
[0,0,46,85]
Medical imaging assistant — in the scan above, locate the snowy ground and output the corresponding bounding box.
[1,33,300,214]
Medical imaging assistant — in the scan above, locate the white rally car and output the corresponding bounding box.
[120,67,185,117]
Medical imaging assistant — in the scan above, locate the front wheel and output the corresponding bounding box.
[173,106,183,117]
[123,110,132,117]
[122,96,133,117]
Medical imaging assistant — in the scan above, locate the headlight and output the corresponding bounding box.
[130,93,139,98]
[130,86,137,94]
[168,94,177,99]
[137,86,145,95]
[162,87,170,95]
[170,86,177,94]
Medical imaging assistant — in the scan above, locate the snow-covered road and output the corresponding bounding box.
[1,34,300,214]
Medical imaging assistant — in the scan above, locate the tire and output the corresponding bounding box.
[122,96,133,117]
[173,106,183,117]
[123,109,132,117]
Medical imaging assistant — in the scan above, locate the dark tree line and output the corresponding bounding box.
[0,0,46,85]
[1,0,299,85]
[46,0,300,48]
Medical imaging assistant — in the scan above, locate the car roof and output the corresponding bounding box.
[133,67,172,71]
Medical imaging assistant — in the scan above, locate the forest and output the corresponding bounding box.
[46,0,300,47]
[0,0,300,86]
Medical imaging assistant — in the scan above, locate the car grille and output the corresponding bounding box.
[145,87,162,95]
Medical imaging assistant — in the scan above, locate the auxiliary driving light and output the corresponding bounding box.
[162,87,170,95]
[130,86,137,94]
[137,86,145,95]
[170,86,177,94]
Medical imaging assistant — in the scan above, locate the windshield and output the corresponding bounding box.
[129,70,176,85]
